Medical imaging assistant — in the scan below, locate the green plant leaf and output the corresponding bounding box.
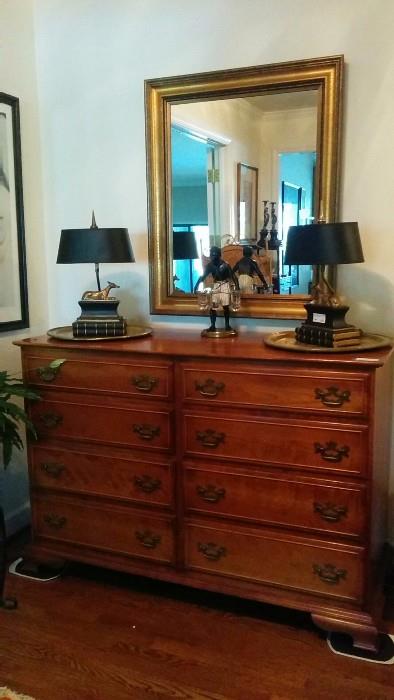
[0,368,40,468]
[49,359,66,369]
[0,385,40,400]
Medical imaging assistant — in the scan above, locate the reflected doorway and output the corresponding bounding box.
[171,124,224,293]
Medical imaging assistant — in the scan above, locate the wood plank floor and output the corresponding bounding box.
[1,555,394,700]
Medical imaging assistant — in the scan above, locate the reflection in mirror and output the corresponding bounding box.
[170,90,317,297]
[145,55,343,319]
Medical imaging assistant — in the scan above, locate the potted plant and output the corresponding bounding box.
[0,369,39,609]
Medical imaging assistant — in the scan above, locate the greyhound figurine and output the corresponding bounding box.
[82,281,120,301]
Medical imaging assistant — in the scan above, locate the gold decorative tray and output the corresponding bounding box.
[47,325,152,341]
[264,331,392,353]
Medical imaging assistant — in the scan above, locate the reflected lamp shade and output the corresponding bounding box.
[284,222,364,266]
[173,231,198,260]
[57,226,135,264]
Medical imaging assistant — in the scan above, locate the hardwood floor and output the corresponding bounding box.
[1,540,394,700]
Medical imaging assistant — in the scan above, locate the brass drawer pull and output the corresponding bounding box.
[132,375,159,393]
[314,441,350,463]
[134,474,162,493]
[135,530,161,549]
[40,462,65,478]
[197,484,226,503]
[36,359,66,382]
[195,378,225,397]
[39,412,63,429]
[315,386,351,407]
[133,424,160,441]
[196,429,225,449]
[313,563,347,585]
[314,501,348,522]
[44,514,67,529]
[198,542,227,561]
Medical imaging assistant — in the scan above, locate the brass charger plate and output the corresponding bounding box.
[264,331,392,353]
[47,325,152,341]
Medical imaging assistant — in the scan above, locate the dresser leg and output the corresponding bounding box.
[311,613,379,653]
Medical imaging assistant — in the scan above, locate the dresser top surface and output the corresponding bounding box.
[15,327,392,369]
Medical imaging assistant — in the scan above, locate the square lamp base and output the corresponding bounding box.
[296,303,361,348]
[72,298,127,338]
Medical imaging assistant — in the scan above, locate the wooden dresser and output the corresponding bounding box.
[17,330,392,651]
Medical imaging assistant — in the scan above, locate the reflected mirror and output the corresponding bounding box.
[145,55,343,319]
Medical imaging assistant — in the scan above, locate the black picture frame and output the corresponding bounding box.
[0,93,29,332]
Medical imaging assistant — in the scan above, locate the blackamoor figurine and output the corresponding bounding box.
[232,245,269,292]
[194,246,240,337]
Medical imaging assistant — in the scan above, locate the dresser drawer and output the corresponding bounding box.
[186,522,364,602]
[33,495,175,563]
[31,397,172,451]
[181,362,368,416]
[30,445,173,507]
[184,413,367,475]
[185,467,366,538]
[24,352,172,399]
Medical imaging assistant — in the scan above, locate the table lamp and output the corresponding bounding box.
[56,212,135,338]
[284,222,364,348]
[172,230,199,293]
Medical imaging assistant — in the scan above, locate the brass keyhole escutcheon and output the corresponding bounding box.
[196,430,225,449]
[315,386,351,407]
[133,424,160,441]
[314,502,348,522]
[132,375,159,393]
[313,563,347,585]
[195,378,225,397]
[134,474,162,493]
[314,441,350,463]
[198,542,227,561]
[197,484,226,503]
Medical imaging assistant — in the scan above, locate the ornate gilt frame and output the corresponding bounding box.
[145,55,343,319]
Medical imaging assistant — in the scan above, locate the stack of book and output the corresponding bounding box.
[72,316,127,338]
[72,314,127,338]
[295,324,362,348]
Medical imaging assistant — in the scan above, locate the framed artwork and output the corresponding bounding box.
[0,93,29,332]
[237,162,258,241]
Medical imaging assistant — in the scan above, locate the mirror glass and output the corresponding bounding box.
[170,90,317,297]
[145,56,343,319]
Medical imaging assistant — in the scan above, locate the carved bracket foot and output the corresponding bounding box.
[312,612,379,653]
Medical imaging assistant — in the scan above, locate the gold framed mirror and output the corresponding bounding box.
[145,55,343,319]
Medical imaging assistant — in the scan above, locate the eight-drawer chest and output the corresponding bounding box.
[17,329,392,651]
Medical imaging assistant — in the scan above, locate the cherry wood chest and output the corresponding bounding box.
[17,330,392,650]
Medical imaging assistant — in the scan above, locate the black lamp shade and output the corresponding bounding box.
[173,231,198,260]
[284,222,364,266]
[57,227,135,264]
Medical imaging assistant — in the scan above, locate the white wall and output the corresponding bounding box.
[0,0,48,532]
[3,0,394,537]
